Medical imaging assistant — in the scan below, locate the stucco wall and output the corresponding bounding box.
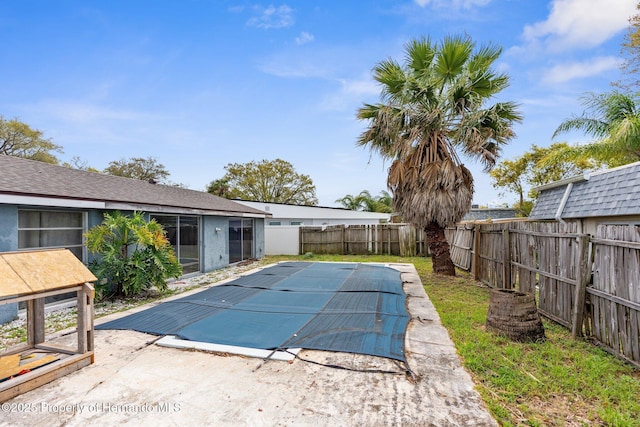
[202,216,229,271]
[0,204,18,322]
[253,218,265,259]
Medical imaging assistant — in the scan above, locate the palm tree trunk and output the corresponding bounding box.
[425,222,456,276]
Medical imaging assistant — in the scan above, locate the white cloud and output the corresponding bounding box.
[295,32,314,45]
[542,56,622,83]
[414,0,491,9]
[247,5,294,29]
[259,56,330,78]
[338,78,380,97]
[319,77,380,111]
[523,0,636,51]
[27,100,155,124]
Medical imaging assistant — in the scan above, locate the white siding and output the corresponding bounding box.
[265,226,299,255]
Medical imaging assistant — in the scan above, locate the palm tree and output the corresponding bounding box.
[373,190,393,213]
[550,92,640,167]
[357,36,522,275]
[335,193,363,210]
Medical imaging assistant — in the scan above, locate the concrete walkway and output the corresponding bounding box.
[1,263,496,426]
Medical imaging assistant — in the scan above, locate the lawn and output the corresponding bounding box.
[264,254,640,427]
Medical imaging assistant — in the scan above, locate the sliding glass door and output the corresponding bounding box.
[152,215,200,274]
[229,219,253,264]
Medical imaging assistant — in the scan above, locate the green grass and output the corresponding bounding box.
[263,254,640,426]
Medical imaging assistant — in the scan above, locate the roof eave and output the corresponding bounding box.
[532,173,590,192]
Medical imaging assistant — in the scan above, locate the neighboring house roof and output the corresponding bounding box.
[463,208,517,221]
[529,161,640,220]
[0,156,269,217]
[235,200,391,221]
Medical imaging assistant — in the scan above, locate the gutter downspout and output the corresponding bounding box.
[555,182,573,224]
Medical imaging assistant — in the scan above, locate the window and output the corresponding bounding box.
[18,210,85,261]
[290,221,303,226]
[18,210,86,306]
[151,215,200,275]
[268,221,282,226]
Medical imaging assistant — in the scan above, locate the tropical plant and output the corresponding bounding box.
[357,35,522,275]
[335,193,362,210]
[548,92,640,168]
[335,190,393,213]
[85,211,182,298]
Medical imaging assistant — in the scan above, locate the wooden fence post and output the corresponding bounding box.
[299,226,303,255]
[571,235,590,338]
[341,225,346,255]
[473,224,480,280]
[503,228,511,289]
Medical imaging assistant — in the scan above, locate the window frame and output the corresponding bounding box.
[17,209,87,262]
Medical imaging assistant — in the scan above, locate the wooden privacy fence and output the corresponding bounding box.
[299,224,427,256]
[449,220,640,368]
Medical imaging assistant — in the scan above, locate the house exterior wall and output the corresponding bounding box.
[0,204,18,252]
[202,216,229,271]
[0,203,267,323]
[582,215,640,236]
[235,200,391,225]
[0,205,19,322]
[253,218,266,259]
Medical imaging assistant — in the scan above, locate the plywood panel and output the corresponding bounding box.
[0,258,29,297]
[0,249,96,298]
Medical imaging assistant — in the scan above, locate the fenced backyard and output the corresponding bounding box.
[298,224,427,256]
[450,220,640,368]
[299,220,640,368]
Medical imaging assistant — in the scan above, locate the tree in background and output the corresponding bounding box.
[104,157,171,183]
[335,190,393,213]
[210,158,318,205]
[206,178,231,198]
[62,156,100,172]
[85,211,182,299]
[491,143,602,216]
[547,92,640,168]
[616,1,640,91]
[0,116,62,164]
[358,36,521,275]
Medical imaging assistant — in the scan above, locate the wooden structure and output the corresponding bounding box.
[447,220,640,368]
[0,249,96,402]
[299,224,427,256]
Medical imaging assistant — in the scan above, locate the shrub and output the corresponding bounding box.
[85,211,182,298]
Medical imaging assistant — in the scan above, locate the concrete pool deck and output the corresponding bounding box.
[1,263,497,426]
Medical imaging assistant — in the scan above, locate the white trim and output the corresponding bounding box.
[155,335,301,361]
[104,202,269,218]
[533,174,589,192]
[0,194,105,209]
[554,182,573,223]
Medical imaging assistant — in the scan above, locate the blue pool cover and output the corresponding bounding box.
[97,262,409,361]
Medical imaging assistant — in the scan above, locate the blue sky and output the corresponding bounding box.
[1,0,636,206]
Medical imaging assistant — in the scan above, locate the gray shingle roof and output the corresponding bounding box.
[0,155,268,217]
[529,162,640,220]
